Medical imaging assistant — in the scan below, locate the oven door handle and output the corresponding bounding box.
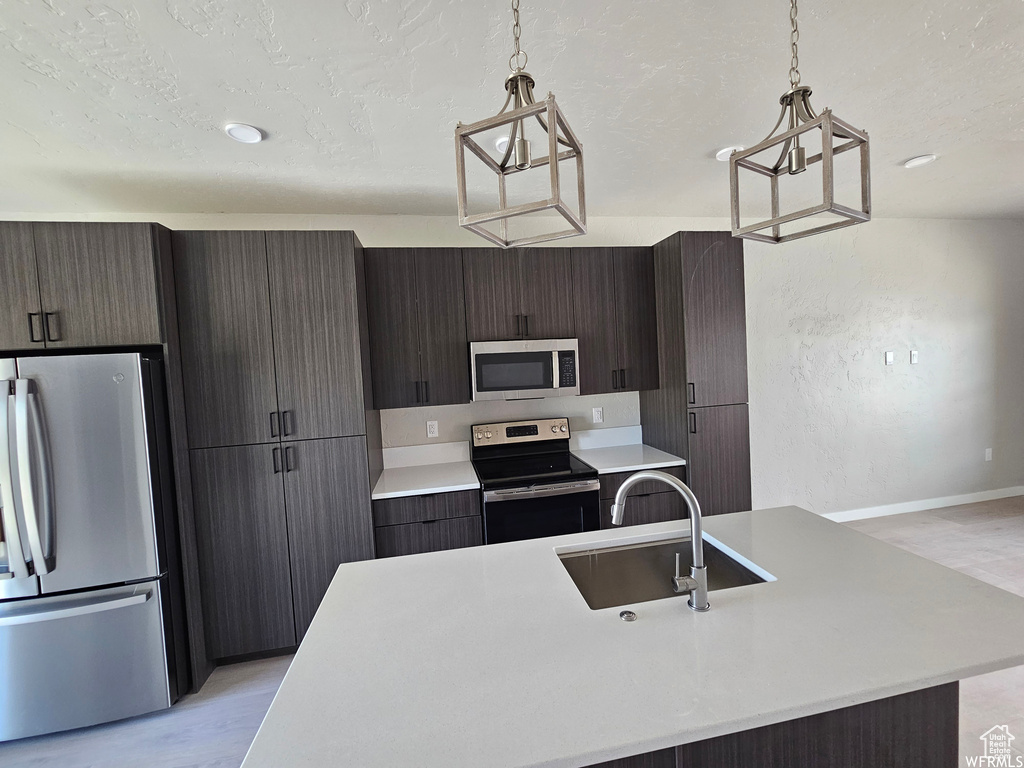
[483,479,600,502]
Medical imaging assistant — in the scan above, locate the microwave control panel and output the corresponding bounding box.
[557,351,577,388]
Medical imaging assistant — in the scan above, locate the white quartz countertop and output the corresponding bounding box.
[242,508,1024,768]
[371,462,479,499]
[572,444,685,474]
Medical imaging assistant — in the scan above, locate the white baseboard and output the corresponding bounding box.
[823,486,1024,523]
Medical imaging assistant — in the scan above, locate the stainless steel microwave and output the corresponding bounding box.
[470,339,580,401]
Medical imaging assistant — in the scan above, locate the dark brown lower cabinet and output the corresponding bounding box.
[599,466,686,502]
[599,494,685,530]
[373,491,482,558]
[192,438,376,658]
[375,517,482,558]
[283,437,375,640]
[686,404,752,516]
[588,749,676,768]
[191,444,296,659]
[584,682,958,768]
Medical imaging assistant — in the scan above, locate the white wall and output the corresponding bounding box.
[8,211,1022,514]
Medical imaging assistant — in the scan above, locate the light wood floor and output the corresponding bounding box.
[2,497,1022,767]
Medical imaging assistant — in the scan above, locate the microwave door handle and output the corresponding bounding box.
[551,351,559,389]
[0,390,30,580]
[14,380,51,576]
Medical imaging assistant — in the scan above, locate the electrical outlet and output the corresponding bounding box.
[426,420,439,439]
[884,351,895,365]
[592,407,604,424]
[910,350,919,364]
[985,448,993,462]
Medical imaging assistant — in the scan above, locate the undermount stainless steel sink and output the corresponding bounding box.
[558,535,769,610]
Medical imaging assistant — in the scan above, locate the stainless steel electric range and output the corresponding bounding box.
[470,417,600,544]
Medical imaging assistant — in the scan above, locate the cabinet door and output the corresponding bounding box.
[374,516,483,558]
[686,404,752,516]
[599,493,685,530]
[571,248,620,395]
[416,249,470,406]
[519,248,575,339]
[586,748,676,768]
[463,249,521,342]
[0,223,44,350]
[33,223,161,347]
[267,232,367,441]
[614,247,660,392]
[190,445,295,658]
[173,231,279,448]
[364,249,422,409]
[283,437,374,640]
[682,232,748,407]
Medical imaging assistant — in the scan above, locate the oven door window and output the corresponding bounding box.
[484,491,599,544]
[475,352,553,393]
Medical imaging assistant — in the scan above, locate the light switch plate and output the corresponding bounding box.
[426,420,439,439]
[986,448,993,462]
[885,351,895,365]
[592,407,604,424]
[910,350,919,364]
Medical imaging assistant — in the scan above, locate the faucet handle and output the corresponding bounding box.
[675,552,681,580]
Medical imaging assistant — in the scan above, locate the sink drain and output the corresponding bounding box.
[619,610,637,622]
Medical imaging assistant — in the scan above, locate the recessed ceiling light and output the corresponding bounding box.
[716,146,744,162]
[903,154,937,169]
[223,123,264,144]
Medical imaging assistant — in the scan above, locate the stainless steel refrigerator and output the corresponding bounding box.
[0,352,186,742]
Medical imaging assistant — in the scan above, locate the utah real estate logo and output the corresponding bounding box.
[966,725,1023,767]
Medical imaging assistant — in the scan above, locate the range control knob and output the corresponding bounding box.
[485,431,492,439]
[551,425,559,433]
[560,425,567,432]
[475,432,483,441]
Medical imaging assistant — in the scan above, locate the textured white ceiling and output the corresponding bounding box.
[1,0,1022,218]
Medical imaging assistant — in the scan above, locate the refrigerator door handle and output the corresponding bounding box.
[0,588,150,628]
[0,388,31,580]
[14,379,52,575]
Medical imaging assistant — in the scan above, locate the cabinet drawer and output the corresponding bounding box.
[372,490,480,527]
[374,517,483,559]
[599,465,686,500]
[599,493,686,530]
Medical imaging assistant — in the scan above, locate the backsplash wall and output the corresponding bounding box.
[379,392,640,448]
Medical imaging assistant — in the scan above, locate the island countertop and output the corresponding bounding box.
[242,507,1024,768]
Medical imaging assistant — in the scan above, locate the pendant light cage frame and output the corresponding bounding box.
[729,0,870,244]
[456,93,586,249]
[729,106,870,244]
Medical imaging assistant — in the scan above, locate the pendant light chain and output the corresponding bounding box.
[788,0,801,87]
[509,0,528,72]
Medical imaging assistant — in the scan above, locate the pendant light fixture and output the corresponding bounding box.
[455,1,586,248]
[729,0,870,244]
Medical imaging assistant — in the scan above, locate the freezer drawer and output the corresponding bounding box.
[0,580,171,742]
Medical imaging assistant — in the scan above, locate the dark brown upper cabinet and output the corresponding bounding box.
[173,230,372,449]
[266,232,373,442]
[680,232,748,407]
[0,222,165,351]
[0,223,44,350]
[463,248,574,342]
[571,247,659,395]
[365,248,469,410]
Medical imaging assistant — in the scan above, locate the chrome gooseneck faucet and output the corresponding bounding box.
[610,470,710,612]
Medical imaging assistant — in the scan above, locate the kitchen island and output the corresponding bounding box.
[242,507,1024,767]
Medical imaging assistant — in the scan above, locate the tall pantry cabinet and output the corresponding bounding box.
[173,230,381,659]
[640,232,752,516]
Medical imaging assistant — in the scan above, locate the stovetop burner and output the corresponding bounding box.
[470,417,597,491]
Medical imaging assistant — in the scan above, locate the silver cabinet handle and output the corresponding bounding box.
[0,589,149,628]
[14,380,51,575]
[0,389,30,580]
